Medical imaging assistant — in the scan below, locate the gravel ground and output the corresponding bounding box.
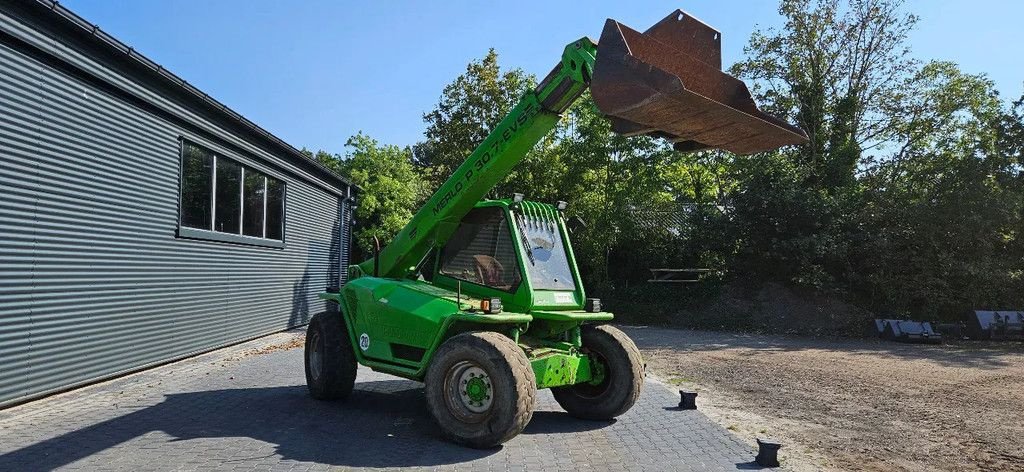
[622,326,1024,472]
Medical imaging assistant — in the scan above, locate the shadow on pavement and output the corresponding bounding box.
[0,379,601,470]
[522,410,613,434]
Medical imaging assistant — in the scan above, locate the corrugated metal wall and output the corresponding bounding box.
[0,12,349,407]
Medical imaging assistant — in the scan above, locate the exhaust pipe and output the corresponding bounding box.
[591,10,808,155]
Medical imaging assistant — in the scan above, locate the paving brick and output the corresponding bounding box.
[0,328,768,471]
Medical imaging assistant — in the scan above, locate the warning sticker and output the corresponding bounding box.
[554,292,574,304]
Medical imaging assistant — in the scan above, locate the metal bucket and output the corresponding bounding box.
[591,10,808,155]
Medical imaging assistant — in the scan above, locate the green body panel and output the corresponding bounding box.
[530,352,594,389]
[320,283,531,380]
[531,310,614,322]
[321,40,609,388]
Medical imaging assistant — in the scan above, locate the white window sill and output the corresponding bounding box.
[177,226,284,248]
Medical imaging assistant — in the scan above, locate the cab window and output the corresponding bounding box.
[439,207,522,292]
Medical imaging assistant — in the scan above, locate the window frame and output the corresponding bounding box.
[176,138,287,248]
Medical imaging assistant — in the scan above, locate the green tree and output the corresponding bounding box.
[725,0,920,290]
[998,93,1024,167]
[854,76,1023,317]
[306,149,344,175]
[550,95,669,288]
[733,0,919,187]
[726,0,1024,320]
[311,134,426,260]
[999,94,1024,295]
[417,49,534,189]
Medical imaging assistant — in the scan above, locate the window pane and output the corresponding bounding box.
[180,143,213,229]
[520,216,576,291]
[439,207,521,292]
[214,158,241,234]
[242,169,265,237]
[265,177,284,240]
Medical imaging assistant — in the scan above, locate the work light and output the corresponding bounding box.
[481,297,503,314]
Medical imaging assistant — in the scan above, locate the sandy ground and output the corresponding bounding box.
[622,326,1024,472]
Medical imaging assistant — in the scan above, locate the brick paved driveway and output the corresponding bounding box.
[0,328,768,471]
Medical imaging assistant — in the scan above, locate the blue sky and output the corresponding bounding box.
[62,0,1024,154]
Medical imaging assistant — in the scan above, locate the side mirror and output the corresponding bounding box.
[567,216,587,234]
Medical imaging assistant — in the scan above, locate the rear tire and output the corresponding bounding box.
[304,312,357,401]
[425,332,536,448]
[552,324,644,420]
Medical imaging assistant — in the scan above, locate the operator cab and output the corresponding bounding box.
[423,199,584,312]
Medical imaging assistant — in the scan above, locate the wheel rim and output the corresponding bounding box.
[445,361,493,421]
[574,350,612,399]
[309,331,323,381]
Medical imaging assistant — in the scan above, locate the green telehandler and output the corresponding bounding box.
[305,9,807,448]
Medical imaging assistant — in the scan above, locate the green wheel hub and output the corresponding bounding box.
[465,376,489,403]
[448,361,493,416]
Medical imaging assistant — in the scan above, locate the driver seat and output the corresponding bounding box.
[473,255,504,287]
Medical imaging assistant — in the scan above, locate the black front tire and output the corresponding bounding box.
[425,332,536,448]
[552,324,644,420]
[304,312,357,401]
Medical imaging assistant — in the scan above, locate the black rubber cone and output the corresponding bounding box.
[591,10,808,155]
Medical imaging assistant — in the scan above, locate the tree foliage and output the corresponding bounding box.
[854,65,1022,315]
[306,134,426,260]
[724,0,1023,317]
[416,49,534,189]
[733,0,919,187]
